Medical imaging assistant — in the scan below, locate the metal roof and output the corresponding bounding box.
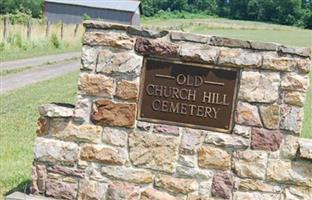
[45,0,141,12]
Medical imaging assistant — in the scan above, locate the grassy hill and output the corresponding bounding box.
[142,17,312,47]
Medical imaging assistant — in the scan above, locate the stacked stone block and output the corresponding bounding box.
[32,20,312,200]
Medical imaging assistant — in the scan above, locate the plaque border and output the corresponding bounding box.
[137,56,241,133]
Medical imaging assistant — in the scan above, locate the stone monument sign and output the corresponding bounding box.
[31,20,312,200]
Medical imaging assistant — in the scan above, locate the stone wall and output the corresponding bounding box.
[31,20,312,200]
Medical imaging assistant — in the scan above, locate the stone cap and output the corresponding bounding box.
[83,20,311,58]
[38,103,75,118]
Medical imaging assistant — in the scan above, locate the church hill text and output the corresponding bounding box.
[145,74,230,119]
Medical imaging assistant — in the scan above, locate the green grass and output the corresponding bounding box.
[0,72,79,199]
[302,72,312,139]
[142,17,312,47]
[0,44,81,62]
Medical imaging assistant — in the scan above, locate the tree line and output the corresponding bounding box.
[0,0,311,29]
[142,0,312,28]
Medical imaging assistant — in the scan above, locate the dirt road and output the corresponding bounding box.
[0,53,81,94]
[1,52,81,70]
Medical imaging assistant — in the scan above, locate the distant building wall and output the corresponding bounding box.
[131,7,140,25]
[45,2,138,25]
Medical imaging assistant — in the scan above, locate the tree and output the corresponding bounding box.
[0,0,44,18]
[216,0,230,17]
[247,0,259,19]
[273,0,301,25]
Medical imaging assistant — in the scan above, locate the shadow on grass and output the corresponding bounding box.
[5,179,31,197]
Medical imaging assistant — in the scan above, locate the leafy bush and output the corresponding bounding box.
[0,42,5,51]
[143,10,211,20]
[83,13,91,20]
[8,11,31,24]
[50,33,61,49]
[0,0,44,18]
[7,33,23,48]
[298,9,312,29]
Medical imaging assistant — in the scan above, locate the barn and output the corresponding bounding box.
[44,0,141,25]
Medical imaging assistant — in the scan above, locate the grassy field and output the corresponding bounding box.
[142,17,312,47]
[0,17,311,199]
[0,22,83,61]
[0,72,79,199]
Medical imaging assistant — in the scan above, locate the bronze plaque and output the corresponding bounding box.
[138,58,239,133]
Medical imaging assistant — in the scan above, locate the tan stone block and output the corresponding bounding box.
[205,131,249,149]
[176,165,213,180]
[232,125,251,138]
[83,20,127,30]
[180,128,204,155]
[80,144,126,165]
[278,45,311,58]
[102,127,127,147]
[187,194,215,200]
[140,188,178,200]
[96,50,142,76]
[198,146,231,170]
[280,135,299,159]
[296,59,311,73]
[153,124,180,136]
[83,31,134,50]
[46,179,78,200]
[284,91,306,107]
[218,48,262,68]
[238,71,280,103]
[135,38,179,58]
[101,166,154,184]
[47,165,84,178]
[52,122,102,143]
[280,104,304,134]
[281,73,309,92]
[299,139,312,160]
[129,132,179,173]
[78,180,107,200]
[233,191,281,200]
[179,44,219,64]
[81,45,99,71]
[32,165,47,194]
[34,138,79,165]
[262,56,297,72]
[210,36,251,48]
[283,186,312,200]
[198,180,212,196]
[127,26,169,39]
[74,97,92,123]
[259,104,280,129]
[106,181,140,200]
[116,80,138,100]
[91,99,136,128]
[36,117,49,137]
[171,31,209,43]
[267,160,312,187]
[78,73,115,97]
[238,179,281,192]
[38,103,74,118]
[155,174,198,194]
[232,150,267,180]
[235,102,262,127]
